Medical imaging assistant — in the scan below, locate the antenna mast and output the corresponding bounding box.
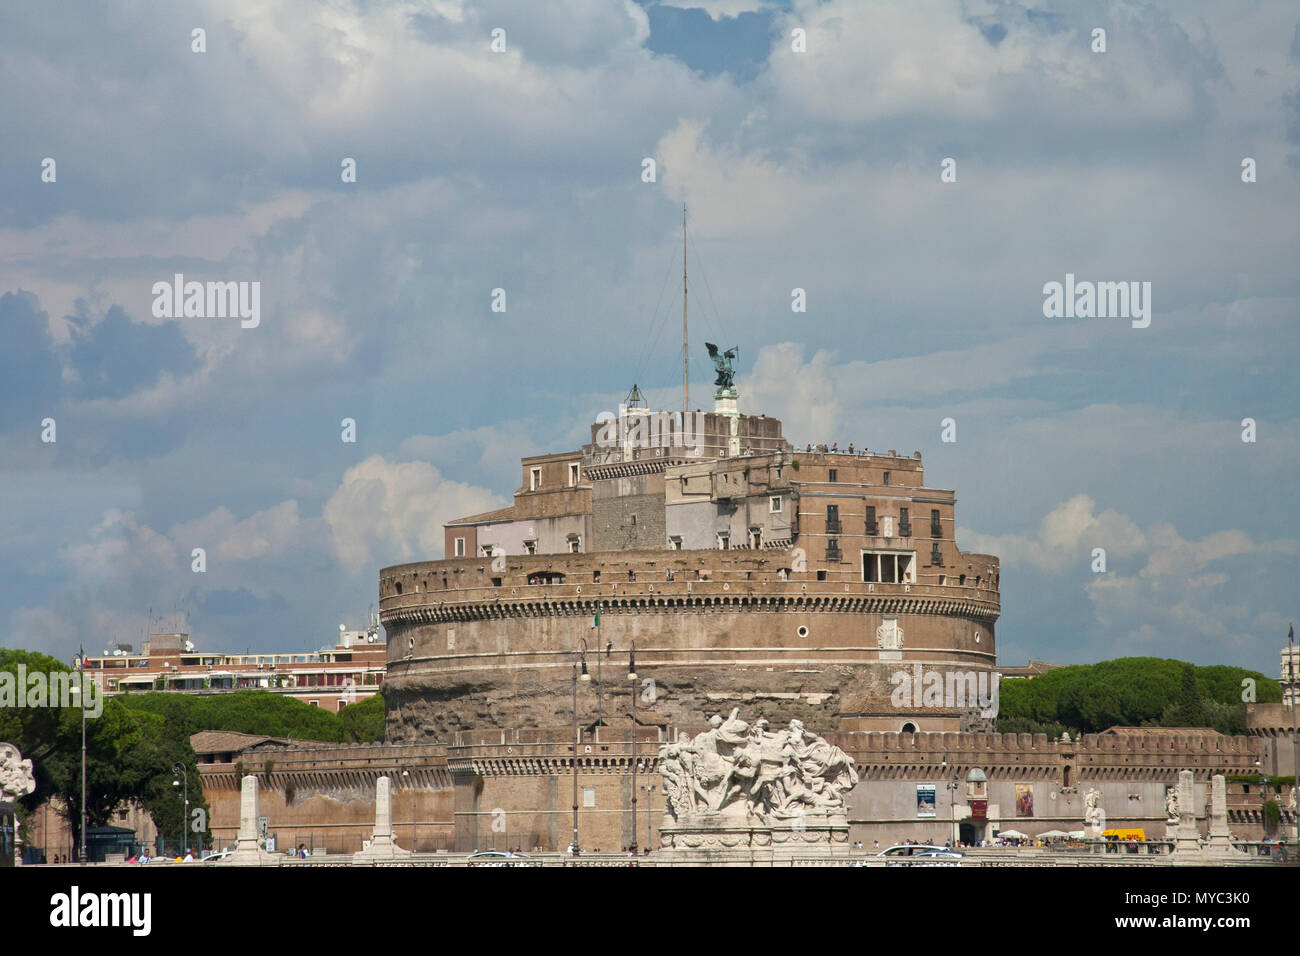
[683,204,688,415]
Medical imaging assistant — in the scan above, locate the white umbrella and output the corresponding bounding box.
[1038,829,1069,839]
[997,829,1028,840]
[1067,830,1088,839]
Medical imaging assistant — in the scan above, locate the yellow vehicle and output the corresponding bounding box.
[1102,828,1146,841]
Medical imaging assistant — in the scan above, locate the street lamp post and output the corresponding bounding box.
[641,783,655,852]
[628,642,638,855]
[571,638,590,856]
[71,648,87,865]
[942,759,960,847]
[596,602,605,738]
[402,768,414,851]
[1259,772,1272,842]
[172,763,189,857]
[1287,623,1299,848]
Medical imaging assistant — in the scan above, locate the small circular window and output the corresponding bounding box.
[796,625,809,639]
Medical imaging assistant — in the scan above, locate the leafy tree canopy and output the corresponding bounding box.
[339,692,386,743]
[119,689,347,741]
[997,657,1281,737]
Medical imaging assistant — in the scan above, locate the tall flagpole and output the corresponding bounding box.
[683,204,688,416]
[1290,623,1298,848]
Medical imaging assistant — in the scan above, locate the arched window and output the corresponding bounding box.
[901,722,917,734]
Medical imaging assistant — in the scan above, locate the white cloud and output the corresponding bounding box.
[655,0,773,22]
[323,455,507,570]
[770,0,1214,129]
[963,492,1297,663]
[960,494,1145,572]
[59,509,178,583]
[169,501,305,562]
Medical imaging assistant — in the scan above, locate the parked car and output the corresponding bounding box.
[876,844,952,857]
[873,844,964,866]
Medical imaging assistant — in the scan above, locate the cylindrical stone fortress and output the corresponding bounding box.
[379,404,1000,743]
[380,546,999,740]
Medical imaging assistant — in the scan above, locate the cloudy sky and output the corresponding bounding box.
[1,0,1297,675]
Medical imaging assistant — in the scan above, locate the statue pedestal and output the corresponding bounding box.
[659,812,852,865]
[221,774,280,866]
[353,777,412,863]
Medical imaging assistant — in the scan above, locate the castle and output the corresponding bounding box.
[181,380,1289,854]
[381,390,1001,742]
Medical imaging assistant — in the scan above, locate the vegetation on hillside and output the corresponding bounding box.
[996,657,1280,737]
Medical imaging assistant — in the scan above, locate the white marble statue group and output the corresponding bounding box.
[658,710,859,822]
[0,743,36,803]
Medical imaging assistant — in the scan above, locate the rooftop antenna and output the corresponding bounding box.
[682,203,689,415]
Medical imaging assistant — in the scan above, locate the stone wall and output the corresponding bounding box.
[592,474,667,551]
[198,743,455,854]
[381,547,1000,739]
[172,724,1276,855]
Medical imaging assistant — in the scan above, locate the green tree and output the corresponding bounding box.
[997,658,1278,736]
[1168,662,1207,727]
[119,689,346,741]
[1263,799,1281,837]
[339,692,386,743]
[119,710,210,855]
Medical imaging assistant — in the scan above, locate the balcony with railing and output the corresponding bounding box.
[931,520,943,538]
[898,522,912,537]
[825,519,841,535]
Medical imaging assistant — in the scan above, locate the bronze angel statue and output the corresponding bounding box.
[705,343,738,389]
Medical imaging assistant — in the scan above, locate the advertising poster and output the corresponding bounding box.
[917,784,936,817]
[1015,784,1035,817]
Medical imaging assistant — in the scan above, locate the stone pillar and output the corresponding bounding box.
[222,774,277,865]
[354,775,411,861]
[1170,769,1203,860]
[376,776,394,841]
[714,389,739,457]
[236,774,260,851]
[1205,774,1243,857]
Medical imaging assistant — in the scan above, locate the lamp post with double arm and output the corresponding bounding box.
[172,763,189,857]
[70,648,87,864]
[571,638,590,856]
[628,643,638,855]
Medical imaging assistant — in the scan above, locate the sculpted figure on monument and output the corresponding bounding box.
[1083,787,1102,827]
[1165,785,1179,824]
[746,718,788,814]
[658,712,860,824]
[659,743,696,816]
[690,714,730,810]
[705,343,739,390]
[792,719,859,806]
[0,743,36,801]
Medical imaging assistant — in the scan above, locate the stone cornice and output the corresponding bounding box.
[382,592,1001,626]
